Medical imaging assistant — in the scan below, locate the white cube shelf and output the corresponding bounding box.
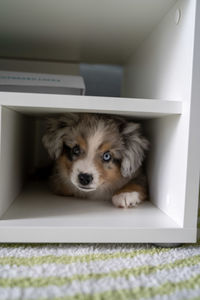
[0,0,200,243]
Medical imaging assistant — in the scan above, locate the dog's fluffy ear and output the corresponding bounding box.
[42,114,79,160]
[120,122,149,178]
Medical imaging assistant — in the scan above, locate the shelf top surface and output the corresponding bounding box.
[0,181,179,229]
[0,92,182,118]
[0,0,177,64]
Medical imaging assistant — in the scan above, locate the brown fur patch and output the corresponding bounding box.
[77,136,87,152]
[98,142,112,153]
[94,158,122,185]
[51,155,73,197]
[94,142,122,185]
[57,154,73,172]
[51,179,73,197]
[114,183,147,201]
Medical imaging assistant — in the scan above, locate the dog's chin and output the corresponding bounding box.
[77,186,97,192]
[74,184,97,193]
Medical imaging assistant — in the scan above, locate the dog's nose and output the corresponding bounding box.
[78,173,93,186]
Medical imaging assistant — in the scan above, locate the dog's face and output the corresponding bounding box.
[58,131,123,192]
[42,114,148,193]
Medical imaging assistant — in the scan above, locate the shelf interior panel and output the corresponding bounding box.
[0,0,176,64]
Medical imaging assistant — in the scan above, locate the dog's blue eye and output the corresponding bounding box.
[103,151,111,162]
[72,145,80,155]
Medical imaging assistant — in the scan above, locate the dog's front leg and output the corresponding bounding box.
[112,182,147,208]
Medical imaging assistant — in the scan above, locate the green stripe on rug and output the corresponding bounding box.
[39,273,200,300]
[0,254,199,288]
[0,247,170,266]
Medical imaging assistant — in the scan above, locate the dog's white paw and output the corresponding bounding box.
[112,191,142,208]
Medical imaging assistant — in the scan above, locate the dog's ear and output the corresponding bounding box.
[42,114,79,160]
[120,122,149,178]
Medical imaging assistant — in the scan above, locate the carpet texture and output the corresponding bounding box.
[0,213,199,300]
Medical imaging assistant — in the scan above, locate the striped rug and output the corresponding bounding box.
[0,214,199,300]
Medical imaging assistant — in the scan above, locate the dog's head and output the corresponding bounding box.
[42,114,149,192]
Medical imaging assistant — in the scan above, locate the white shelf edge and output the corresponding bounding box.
[0,92,182,117]
[0,227,196,243]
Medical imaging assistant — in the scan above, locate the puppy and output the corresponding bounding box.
[42,113,149,208]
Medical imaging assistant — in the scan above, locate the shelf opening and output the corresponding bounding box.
[0,107,184,236]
